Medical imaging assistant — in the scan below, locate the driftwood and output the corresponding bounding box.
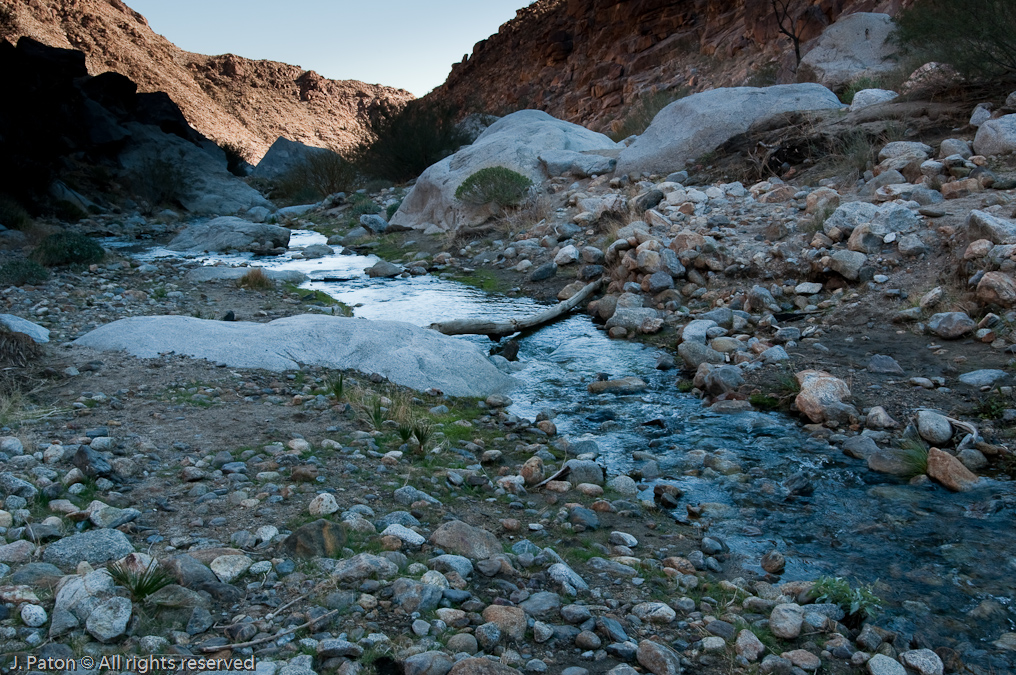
[430,278,604,339]
[199,609,339,653]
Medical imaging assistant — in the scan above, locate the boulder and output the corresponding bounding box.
[251,136,338,179]
[973,114,1016,156]
[967,210,1016,244]
[636,639,683,675]
[849,89,898,111]
[798,13,898,89]
[824,201,879,236]
[916,411,952,445]
[167,216,291,253]
[927,448,979,491]
[795,370,852,424]
[0,314,50,344]
[615,84,841,176]
[429,521,502,560]
[391,110,616,231]
[73,315,515,397]
[120,122,272,216]
[927,312,975,339]
[829,249,867,280]
[43,529,134,570]
[976,271,1016,308]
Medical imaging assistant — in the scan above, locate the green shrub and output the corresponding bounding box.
[0,195,31,230]
[608,88,687,142]
[30,231,105,267]
[350,198,381,217]
[386,200,403,220]
[897,439,929,478]
[351,100,469,183]
[840,76,883,104]
[0,259,48,286]
[811,576,882,626]
[455,167,533,208]
[894,0,1016,83]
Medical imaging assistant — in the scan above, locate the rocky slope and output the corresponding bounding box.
[426,0,911,134]
[1,0,413,160]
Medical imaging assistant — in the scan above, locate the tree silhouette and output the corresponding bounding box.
[771,0,805,69]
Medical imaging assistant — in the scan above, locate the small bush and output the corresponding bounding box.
[811,576,882,627]
[350,199,381,218]
[273,150,356,205]
[236,268,273,291]
[0,195,31,230]
[455,167,533,209]
[386,200,403,220]
[894,0,1016,83]
[898,439,929,478]
[608,88,687,142]
[221,141,251,177]
[0,259,49,286]
[107,559,173,601]
[31,231,105,267]
[0,325,41,367]
[840,76,883,105]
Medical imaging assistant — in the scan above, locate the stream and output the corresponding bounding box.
[118,230,1016,668]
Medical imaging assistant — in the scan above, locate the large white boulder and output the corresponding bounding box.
[73,315,515,397]
[799,13,898,90]
[119,123,273,217]
[974,114,1016,156]
[389,110,617,232]
[167,216,291,253]
[615,84,841,176]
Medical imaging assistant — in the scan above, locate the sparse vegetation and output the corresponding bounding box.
[771,0,808,68]
[840,76,883,105]
[811,576,882,626]
[236,267,274,291]
[0,325,41,367]
[974,392,1009,420]
[894,0,1016,84]
[0,259,49,286]
[455,167,533,209]
[108,559,174,601]
[898,438,930,478]
[330,373,345,401]
[30,231,105,267]
[125,157,191,214]
[0,194,31,230]
[608,88,687,141]
[272,150,357,205]
[386,199,402,220]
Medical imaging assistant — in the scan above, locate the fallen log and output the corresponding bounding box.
[430,277,604,339]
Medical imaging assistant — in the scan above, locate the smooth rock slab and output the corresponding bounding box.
[74,314,514,398]
[0,315,49,343]
[957,369,1006,387]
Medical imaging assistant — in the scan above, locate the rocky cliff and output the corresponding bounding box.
[1,0,413,160]
[427,0,912,134]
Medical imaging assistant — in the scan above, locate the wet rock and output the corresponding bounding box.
[867,450,912,476]
[843,436,880,460]
[366,260,403,278]
[587,376,648,394]
[281,519,347,559]
[927,448,979,492]
[86,596,132,642]
[429,520,502,559]
[760,550,786,574]
[795,370,854,424]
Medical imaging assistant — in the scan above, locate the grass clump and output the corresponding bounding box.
[0,259,48,286]
[0,195,31,230]
[30,231,104,267]
[973,392,1008,420]
[811,576,882,627]
[0,325,41,367]
[108,559,174,601]
[455,167,533,209]
[236,267,274,291]
[330,373,345,401]
[608,88,688,141]
[897,438,930,478]
[894,0,1016,84]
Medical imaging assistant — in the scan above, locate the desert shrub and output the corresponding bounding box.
[350,195,382,217]
[0,325,41,367]
[455,167,533,208]
[221,141,251,177]
[273,150,356,205]
[124,158,190,214]
[894,0,1016,83]
[0,259,48,286]
[237,268,273,291]
[608,88,687,142]
[107,559,173,601]
[30,231,105,266]
[352,100,469,183]
[0,195,31,230]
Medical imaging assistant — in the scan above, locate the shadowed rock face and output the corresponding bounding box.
[3,0,413,161]
[72,314,516,398]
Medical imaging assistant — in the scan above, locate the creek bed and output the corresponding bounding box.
[120,230,1016,665]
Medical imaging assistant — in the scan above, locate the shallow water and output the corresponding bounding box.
[124,230,1016,665]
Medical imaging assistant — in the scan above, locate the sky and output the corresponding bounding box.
[127,0,532,97]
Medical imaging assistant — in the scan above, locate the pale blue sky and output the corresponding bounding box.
[128,0,531,97]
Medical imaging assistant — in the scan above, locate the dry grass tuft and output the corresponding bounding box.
[237,268,274,291]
